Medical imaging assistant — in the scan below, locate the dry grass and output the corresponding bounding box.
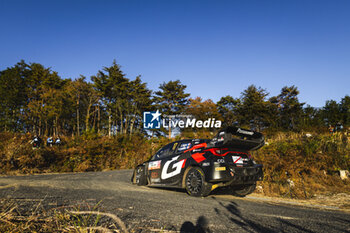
[254,131,350,199]
[0,198,129,233]
[0,131,349,199]
[0,132,168,174]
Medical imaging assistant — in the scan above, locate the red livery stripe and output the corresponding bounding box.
[204,148,249,157]
[184,143,207,153]
[192,153,206,163]
[181,159,187,168]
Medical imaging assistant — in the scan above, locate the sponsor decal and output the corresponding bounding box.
[215,167,226,171]
[151,171,159,178]
[202,162,210,166]
[178,142,191,152]
[161,156,186,180]
[148,160,161,170]
[151,178,161,183]
[185,143,207,153]
[172,143,178,151]
[193,139,201,144]
[217,159,225,163]
[232,156,249,164]
[237,128,254,135]
[143,110,221,129]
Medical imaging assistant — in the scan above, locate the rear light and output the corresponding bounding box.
[205,148,227,156]
[205,148,250,158]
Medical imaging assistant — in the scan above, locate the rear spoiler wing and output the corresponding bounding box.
[208,127,265,151]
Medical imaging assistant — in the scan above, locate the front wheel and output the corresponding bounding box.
[232,183,256,197]
[133,166,147,186]
[185,167,212,197]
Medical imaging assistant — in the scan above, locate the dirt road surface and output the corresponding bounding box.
[0,170,349,232]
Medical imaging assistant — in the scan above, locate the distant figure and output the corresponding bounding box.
[55,137,61,146]
[335,122,343,132]
[46,137,53,147]
[31,135,42,148]
[329,125,334,134]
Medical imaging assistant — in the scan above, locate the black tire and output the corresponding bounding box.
[133,166,147,186]
[232,183,256,197]
[185,167,212,197]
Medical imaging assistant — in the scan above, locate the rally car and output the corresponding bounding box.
[131,127,265,197]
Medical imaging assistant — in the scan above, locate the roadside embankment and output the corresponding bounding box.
[0,131,349,200]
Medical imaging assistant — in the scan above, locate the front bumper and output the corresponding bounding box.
[207,164,263,185]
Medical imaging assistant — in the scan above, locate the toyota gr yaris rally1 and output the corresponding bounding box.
[131,127,264,197]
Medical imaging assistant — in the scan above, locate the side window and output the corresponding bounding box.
[153,143,174,159]
[177,141,192,152]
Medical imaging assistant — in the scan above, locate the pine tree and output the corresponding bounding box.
[340,95,350,127]
[154,80,190,138]
[322,100,342,126]
[237,85,271,131]
[216,95,240,127]
[275,86,304,130]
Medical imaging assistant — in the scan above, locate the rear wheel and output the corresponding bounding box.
[133,166,147,186]
[232,183,256,197]
[185,167,212,197]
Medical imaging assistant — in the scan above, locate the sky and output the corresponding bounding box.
[0,0,349,107]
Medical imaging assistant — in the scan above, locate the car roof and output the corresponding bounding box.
[173,139,210,143]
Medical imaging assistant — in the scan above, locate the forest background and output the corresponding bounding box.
[0,60,349,198]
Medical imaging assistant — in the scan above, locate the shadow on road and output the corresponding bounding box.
[211,196,340,233]
[180,216,211,233]
[148,185,243,197]
[148,186,188,194]
[212,196,277,233]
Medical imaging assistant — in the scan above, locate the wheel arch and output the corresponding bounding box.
[133,164,148,185]
[181,164,202,188]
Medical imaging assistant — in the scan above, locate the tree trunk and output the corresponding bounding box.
[108,113,112,137]
[72,124,75,137]
[97,105,100,134]
[85,99,92,132]
[119,107,123,135]
[129,117,135,136]
[38,119,41,136]
[124,114,128,134]
[168,104,173,138]
[39,100,43,136]
[55,116,59,136]
[92,106,97,132]
[168,118,172,138]
[120,118,123,135]
[45,120,48,136]
[77,95,80,136]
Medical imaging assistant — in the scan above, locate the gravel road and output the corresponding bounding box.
[0,170,349,232]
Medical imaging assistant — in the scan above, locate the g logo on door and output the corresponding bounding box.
[161,156,186,180]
